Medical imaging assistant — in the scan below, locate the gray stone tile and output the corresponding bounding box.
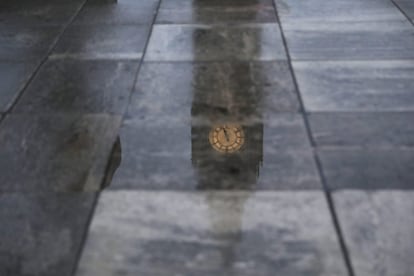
[0,25,61,61]
[293,60,414,111]
[105,114,320,190]
[157,0,277,24]
[334,191,414,276]
[0,114,122,192]
[76,191,347,276]
[128,62,300,121]
[284,21,414,60]
[73,0,158,25]
[395,0,414,20]
[0,193,96,276]
[14,59,139,114]
[145,24,287,61]
[319,149,414,190]
[276,0,406,23]
[0,0,84,26]
[52,24,150,60]
[309,112,414,148]
[0,61,38,112]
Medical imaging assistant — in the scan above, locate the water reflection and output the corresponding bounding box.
[190,0,264,272]
[189,2,264,181]
[206,192,250,274]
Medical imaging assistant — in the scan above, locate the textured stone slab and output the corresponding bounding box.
[52,24,149,60]
[276,0,405,23]
[309,112,414,148]
[157,0,277,23]
[128,62,300,121]
[293,60,414,111]
[105,114,320,190]
[74,0,158,25]
[0,0,83,26]
[76,191,347,276]
[395,0,414,20]
[145,24,287,61]
[319,149,414,190]
[334,191,414,276]
[0,61,37,112]
[0,114,122,192]
[0,192,96,276]
[0,25,60,61]
[15,59,139,114]
[284,21,414,60]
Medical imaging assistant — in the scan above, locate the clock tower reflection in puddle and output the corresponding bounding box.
[190,0,265,271]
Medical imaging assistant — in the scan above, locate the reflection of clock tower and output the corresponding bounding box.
[190,63,264,190]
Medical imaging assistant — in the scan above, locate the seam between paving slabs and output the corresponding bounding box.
[390,0,414,26]
[71,0,164,274]
[271,1,356,276]
[0,0,89,125]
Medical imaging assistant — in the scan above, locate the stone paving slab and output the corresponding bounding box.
[105,114,321,190]
[0,61,38,112]
[0,114,121,192]
[51,24,150,60]
[157,0,277,24]
[0,25,61,61]
[284,21,414,61]
[73,0,158,25]
[127,61,300,121]
[275,0,406,23]
[145,24,287,61]
[0,0,84,26]
[76,191,347,276]
[293,60,414,111]
[14,59,139,114]
[334,191,414,276]
[309,112,414,148]
[319,149,414,190]
[395,0,414,21]
[0,192,97,276]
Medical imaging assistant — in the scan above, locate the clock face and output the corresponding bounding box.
[209,125,245,153]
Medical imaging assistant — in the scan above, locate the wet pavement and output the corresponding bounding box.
[0,0,414,275]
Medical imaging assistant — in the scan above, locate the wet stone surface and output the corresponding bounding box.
[275,0,406,23]
[127,61,300,121]
[284,21,414,61]
[334,191,414,276]
[0,61,38,112]
[395,0,414,20]
[157,0,277,24]
[0,25,61,61]
[145,24,287,61]
[309,112,414,148]
[14,59,139,114]
[1,0,414,275]
[0,114,121,192]
[52,24,150,60]
[0,0,84,26]
[293,60,414,112]
[73,0,158,25]
[76,191,347,276]
[0,193,97,276]
[106,114,321,190]
[319,149,414,190]
[116,59,317,190]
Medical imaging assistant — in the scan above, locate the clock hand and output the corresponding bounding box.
[223,127,230,142]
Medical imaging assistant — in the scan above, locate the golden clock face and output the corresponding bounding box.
[209,125,245,153]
